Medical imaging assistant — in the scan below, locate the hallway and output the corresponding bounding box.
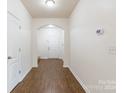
[11,59,85,93]
[7,0,116,93]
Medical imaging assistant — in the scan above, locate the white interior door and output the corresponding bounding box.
[37,26,64,59]
[37,29,49,59]
[48,28,64,58]
[7,13,21,93]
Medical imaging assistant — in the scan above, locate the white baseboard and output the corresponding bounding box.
[68,66,90,93]
[19,67,32,82]
[63,64,69,68]
[39,57,48,59]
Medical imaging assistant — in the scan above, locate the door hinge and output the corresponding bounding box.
[19,70,21,74]
[19,26,21,30]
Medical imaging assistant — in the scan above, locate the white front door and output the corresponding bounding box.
[37,26,64,59]
[7,13,21,93]
[48,28,64,58]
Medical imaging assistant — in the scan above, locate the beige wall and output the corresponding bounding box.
[69,0,116,93]
[32,18,70,67]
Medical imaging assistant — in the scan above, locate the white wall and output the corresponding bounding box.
[8,0,32,80]
[69,0,116,93]
[32,18,70,67]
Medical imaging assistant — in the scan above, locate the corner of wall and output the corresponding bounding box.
[32,60,38,68]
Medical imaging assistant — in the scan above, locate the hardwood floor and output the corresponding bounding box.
[11,59,85,93]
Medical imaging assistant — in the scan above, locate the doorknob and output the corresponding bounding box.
[8,56,13,59]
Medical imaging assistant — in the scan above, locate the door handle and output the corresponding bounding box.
[8,56,13,59]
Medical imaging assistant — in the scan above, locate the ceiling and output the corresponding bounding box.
[21,0,79,18]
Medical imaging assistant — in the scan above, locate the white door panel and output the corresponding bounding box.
[37,30,49,59]
[7,59,18,93]
[37,26,64,59]
[7,13,22,93]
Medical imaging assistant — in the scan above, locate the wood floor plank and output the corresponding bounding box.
[11,59,85,93]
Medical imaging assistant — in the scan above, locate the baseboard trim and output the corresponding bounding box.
[10,67,32,93]
[68,66,90,93]
[19,67,32,82]
[63,64,69,68]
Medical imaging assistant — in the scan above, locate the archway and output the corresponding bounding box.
[37,24,64,59]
